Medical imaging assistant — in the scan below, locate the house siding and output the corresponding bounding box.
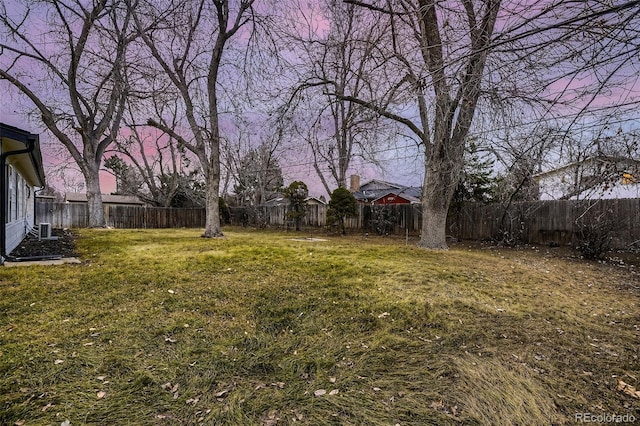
[535,157,640,200]
[4,165,35,255]
[5,220,27,255]
[538,172,640,200]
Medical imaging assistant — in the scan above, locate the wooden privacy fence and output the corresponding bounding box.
[36,199,640,249]
[226,204,421,232]
[37,202,206,229]
[448,199,640,250]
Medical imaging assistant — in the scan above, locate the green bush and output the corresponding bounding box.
[328,187,357,235]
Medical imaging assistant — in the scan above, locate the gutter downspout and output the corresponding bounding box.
[1,138,36,262]
[34,186,46,229]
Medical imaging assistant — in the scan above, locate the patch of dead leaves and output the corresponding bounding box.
[161,382,180,399]
[431,400,459,419]
[617,379,640,399]
[260,410,280,426]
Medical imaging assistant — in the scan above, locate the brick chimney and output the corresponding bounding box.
[349,174,361,192]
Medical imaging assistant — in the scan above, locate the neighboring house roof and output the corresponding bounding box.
[353,180,422,204]
[259,196,326,207]
[260,196,287,207]
[358,179,405,191]
[64,193,145,205]
[257,195,326,207]
[0,123,46,187]
[533,156,640,180]
[305,196,326,205]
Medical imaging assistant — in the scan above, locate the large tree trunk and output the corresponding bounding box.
[419,175,456,249]
[419,139,465,249]
[84,163,106,228]
[202,164,223,238]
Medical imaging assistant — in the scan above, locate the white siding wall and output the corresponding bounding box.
[4,165,35,256]
[538,169,640,200]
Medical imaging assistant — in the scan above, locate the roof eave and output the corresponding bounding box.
[0,123,46,187]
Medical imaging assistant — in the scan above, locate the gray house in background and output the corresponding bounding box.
[0,123,46,261]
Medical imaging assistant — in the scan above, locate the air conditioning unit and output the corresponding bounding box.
[39,223,52,240]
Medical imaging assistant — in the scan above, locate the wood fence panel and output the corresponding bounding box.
[448,199,640,249]
[36,202,206,229]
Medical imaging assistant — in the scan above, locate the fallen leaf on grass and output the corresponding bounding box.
[377,312,390,318]
[260,410,280,426]
[186,397,200,405]
[214,389,229,398]
[97,391,106,399]
[617,379,640,399]
[270,382,285,389]
[14,421,25,426]
[54,359,64,365]
[161,382,180,398]
[42,403,53,412]
[314,389,326,397]
[329,389,339,395]
[431,400,444,410]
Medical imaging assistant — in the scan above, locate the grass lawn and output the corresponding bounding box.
[1,228,638,425]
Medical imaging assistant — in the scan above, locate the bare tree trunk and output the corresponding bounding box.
[85,171,105,227]
[203,168,223,237]
[419,149,464,248]
[420,205,448,249]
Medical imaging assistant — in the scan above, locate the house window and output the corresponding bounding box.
[17,176,24,219]
[3,166,6,224]
[11,167,17,222]
[7,165,17,222]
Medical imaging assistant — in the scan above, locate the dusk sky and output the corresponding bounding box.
[1,0,639,198]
